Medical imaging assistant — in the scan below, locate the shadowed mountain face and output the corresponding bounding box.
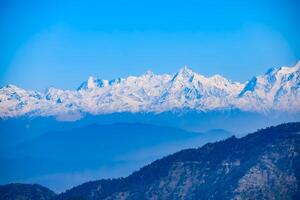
[0,183,55,200]
[53,122,300,200]
[1,122,299,200]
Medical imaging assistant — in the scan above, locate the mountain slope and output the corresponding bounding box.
[55,122,300,200]
[1,61,299,120]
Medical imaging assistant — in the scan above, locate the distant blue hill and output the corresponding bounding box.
[0,122,232,192]
[1,109,298,148]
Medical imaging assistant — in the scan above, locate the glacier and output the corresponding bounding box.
[0,61,299,120]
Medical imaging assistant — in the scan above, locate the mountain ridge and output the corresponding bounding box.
[1,122,299,200]
[0,61,299,120]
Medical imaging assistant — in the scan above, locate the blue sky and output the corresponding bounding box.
[0,0,299,91]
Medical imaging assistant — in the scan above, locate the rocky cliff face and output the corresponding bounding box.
[56,122,300,200]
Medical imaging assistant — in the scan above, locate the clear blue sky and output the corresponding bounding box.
[0,0,299,91]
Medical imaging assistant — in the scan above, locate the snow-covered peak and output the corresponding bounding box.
[0,84,40,99]
[173,66,195,80]
[240,61,300,95]
[87,76,97,89]
[77,76,109,90]
[0,61,299,119]
[178,66,194,75]
[237,61,300,112]
[268,61,300,77]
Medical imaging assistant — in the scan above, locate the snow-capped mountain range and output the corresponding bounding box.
[1,61,300,120]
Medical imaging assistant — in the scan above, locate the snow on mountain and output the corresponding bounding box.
[0,62,299,120]
[153,66,244,111]
[237,61,300,112]
[77,76,111,90]
[0,84,43,117]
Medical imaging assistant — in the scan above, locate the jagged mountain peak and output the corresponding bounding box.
[178,65,194,74]
[245,62,299,89]
[0,61,300,119]
[174,66,196,79]
[271,61,300,76]
[171,66,209,88]
[236,61,300,112]
[77,76,110,90]
[86,76,97,88]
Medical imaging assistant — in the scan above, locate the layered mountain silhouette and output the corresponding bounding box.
[0,62,299,120]
[1,122,299,200]
[0,123,231,192]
